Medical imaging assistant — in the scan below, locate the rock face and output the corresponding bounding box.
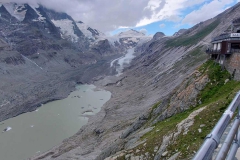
[173,29,187,36]
[153,32,165,40]
[153,107,206,160]
[91,39,114,56]
[151,70,209,123]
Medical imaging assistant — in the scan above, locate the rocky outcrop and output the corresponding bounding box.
[173,29,187,36]
[152,70,209,124]
[112,67,209,154]
[154,107,206,160]
[103,107,206,160]
[91,39,115,56]
[153,32,165,40]
[0,51,25,65]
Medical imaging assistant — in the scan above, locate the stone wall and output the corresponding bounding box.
[225,53,240,80]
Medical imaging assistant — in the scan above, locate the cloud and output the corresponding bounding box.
[182,0,234,25]
[182,0,206,8]
[159,23,166,28]
[0,0,236,33]
[136,0,208,27]
[0,0,152,32]
[139,28,148,34]
[0,0,80,11]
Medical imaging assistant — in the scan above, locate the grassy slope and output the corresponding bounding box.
[165,20,220,47]
[120,60,240,159]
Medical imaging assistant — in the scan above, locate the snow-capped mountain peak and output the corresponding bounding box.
[76,21,94,39]
[2,3,46,22]
[29,4,46,22]
[3,3,27,21]
[118,29,145,38]
[52,19,79,42]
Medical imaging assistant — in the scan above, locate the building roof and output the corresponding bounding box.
[212,33,240,43]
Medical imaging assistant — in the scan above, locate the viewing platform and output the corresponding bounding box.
[207,33,240,55]
[206,48,240,55]
[206,18,240,56]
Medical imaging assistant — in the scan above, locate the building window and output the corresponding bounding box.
[231,43,240,49]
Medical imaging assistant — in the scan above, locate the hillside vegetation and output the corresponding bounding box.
[112,60,240,160]
[165,20,220,47]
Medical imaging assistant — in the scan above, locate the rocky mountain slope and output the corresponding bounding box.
[0,2,150,122]
[29,2,240,160]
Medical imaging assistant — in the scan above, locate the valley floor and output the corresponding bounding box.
[30,45,208,160]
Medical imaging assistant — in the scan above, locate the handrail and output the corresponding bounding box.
[193,91,240,160]
[206,49,240,54]
[206,49,221,54]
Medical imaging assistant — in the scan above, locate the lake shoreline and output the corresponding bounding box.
[0,84,111,160]
[0,82,108,122]
[0,97,65,123]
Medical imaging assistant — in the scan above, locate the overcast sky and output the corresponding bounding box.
[0,0,240,35]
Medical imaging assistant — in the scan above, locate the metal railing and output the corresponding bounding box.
[205,48,240,55]
[206,49,221,54]
[193,91,240,160]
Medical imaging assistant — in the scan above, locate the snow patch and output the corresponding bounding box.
[0,100,10,107]
[76,22,94,39]
[116,48,135,76]
[21,54,43,70]
[136,37,152,46]
[110,56,124,67]
[118,29,145,38]
[52,19,78,42]
[105,36,120,46]
[5,127,12,131]
[4,3,27,21]
[2,127,12,132]
[98,29,152,46]
[30,5,46,22]
[122,37,139,44]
